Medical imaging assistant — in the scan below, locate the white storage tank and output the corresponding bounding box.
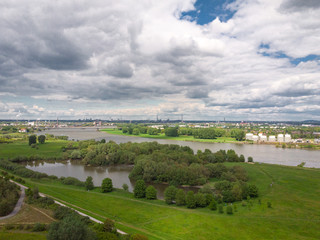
[246,133,253,140]
[252,135,259,142]
[260,135,267,142]
[285,134,291,143]
[268,135,276,142]
[277,134,284,142]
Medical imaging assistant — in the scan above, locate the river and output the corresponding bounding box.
[26,127,319,198]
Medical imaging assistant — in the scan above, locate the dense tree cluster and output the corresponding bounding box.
[0,177,19,216]
[118,124,245,141]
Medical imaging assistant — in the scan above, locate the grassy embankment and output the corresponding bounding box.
[101,128,238,143]
[0,139,68,160]
[2,162,319,239]
[1,140,319,239]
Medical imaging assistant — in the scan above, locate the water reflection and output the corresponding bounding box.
[42,128,320,168]
[23,160,196,199]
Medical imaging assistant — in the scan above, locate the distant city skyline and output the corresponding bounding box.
[0,0,319,121]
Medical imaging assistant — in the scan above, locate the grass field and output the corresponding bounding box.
[0,203,53,240]
[0,140,68,159]
[101,128,238,143]
[0,231,46,240]
[13,162,320,240]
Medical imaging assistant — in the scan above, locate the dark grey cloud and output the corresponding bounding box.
[186,88,209,98]
[104,60,134,78]
[280,0,320,12]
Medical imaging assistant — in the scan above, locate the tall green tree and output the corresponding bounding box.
[101,178,113,193]
[134,180,146,198]
[28,134,37,145]
[47,215,95,240]
[85,176,94,190]
[146,185,157,200]
[175,189,186,206]
[164,186,178,204]
[186,191,196,209]
[38,135,46,144]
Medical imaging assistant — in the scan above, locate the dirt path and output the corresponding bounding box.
[0,186,25,220]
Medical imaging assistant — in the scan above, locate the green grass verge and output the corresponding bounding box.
[0,140,68,159]
[0,231,46,240]
[101,129,239,143]
[10,163,320,240]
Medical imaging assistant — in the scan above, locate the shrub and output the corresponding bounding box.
[28,135,37,145]
[218,205,224,213]
[32,223,47,232]
[267,202,272,208]
[134,180,146,198]
[226,205,233,215]
[175,189,186,206]
[195,193,207,207]
[61,177,85,187]
[186,191,196,209]
[38,135,46,144]
[164,186,178,204]
[101,178,113,193]
[85,176,94,190]
[122,183,129,191]
[248,156,253,162]
[209,199,217,211]
[130,233,149,240]
[146,185,157,200]
[103,218,116,233]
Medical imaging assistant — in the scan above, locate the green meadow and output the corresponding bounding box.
[101,128,238,143]
[9,162,319,240]
[0,140,68,159]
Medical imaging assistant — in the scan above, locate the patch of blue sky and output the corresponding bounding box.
[258,43,320,66]
[180,0,237,25]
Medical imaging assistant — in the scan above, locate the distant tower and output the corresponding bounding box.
[224,117,226,122]
[181,114,184,123]
[156,114,158,122]
[56,118,59,127]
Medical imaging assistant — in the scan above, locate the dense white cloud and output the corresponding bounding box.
[0,0,319,120]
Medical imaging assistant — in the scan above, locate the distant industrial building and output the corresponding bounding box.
[268,136,276,142]
[284,134,292,143]
[245,133,253,140]
[277,134,284,142]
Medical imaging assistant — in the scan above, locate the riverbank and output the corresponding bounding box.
[1,162,319,240]
[100,128,239,143]
[101,128,320,150]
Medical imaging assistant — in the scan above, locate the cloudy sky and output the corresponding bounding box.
[0,0,320,121]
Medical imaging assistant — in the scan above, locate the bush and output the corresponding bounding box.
[186,191,196,209]
[195,193,207,207]
[32,223,47,232]
[134,180,146,198]
[209,199,217,211]
[85,176,94,190]
[47,215,95,240]
[61,177,85,187]
[175,189,186,206]
[267,202,272,208]
[130,233,149,240]
[38,135,46,144]
[70,150,82,159]
[101,178,113,193]
[226,205,233,215]
[146,185,157,200]
[28,135,37,145]
[103,218,116,233]
[218,205,224,213]
[122,183,129,191]
[164,186,178,204]
[248,156,253,162]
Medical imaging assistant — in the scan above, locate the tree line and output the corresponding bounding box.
[118,124,246,140]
